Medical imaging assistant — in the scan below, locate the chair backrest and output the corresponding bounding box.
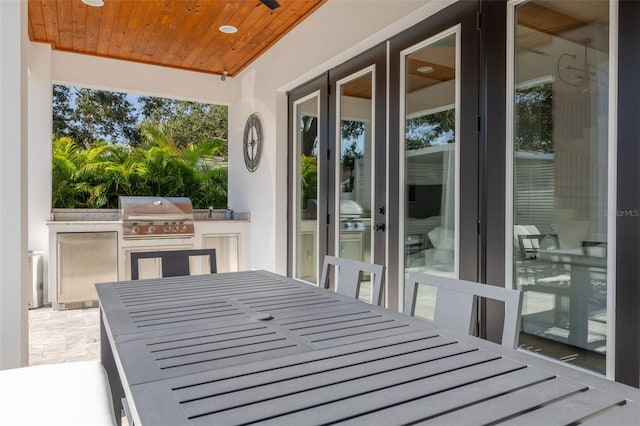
[131,249,217,280]
[518,233,559,259]
[319,255,385,305]
[404,272,523,348]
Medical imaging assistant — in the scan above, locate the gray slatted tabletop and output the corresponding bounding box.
[97,270,640,426]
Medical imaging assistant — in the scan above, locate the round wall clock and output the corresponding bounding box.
[243,113,263,172]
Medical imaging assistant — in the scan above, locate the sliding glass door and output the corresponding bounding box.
[390,0,480,314]
[288,77,328,283]
[287,0,639,385]
[335,69,375,268]
[403,29,459,279]
[509,0,611,374]
[402,29,460,318]
[330,45,387,302]
[288,48,385,290]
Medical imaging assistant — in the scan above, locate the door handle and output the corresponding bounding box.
[374,223,386,232]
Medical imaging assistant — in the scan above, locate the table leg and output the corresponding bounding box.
[568,264,604,349]
[100,311,123,426]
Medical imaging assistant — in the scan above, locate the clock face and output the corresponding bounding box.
[243,114,263,172]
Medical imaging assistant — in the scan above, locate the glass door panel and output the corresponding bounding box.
[402,30,459,318]
[294,94,320,283]
[336,69,375,302]
[512,0,609,374]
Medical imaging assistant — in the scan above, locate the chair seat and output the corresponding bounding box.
[536,274,571,283]
[0,361,117,426]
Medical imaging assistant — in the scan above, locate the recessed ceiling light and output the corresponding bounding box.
[219,25,238,34]
[417,65,434,74]
[82,0,104,6]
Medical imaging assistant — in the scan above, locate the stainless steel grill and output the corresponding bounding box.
[119,196,194,239]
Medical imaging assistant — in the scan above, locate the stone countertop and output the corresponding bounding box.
[51,209,120,222]
[193,210,250,221]
[46,220,122,226]
[49,209,250,222]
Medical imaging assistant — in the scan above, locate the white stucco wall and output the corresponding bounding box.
[28,43,52,302]
[229,0,455,273]
[0,0,29,368]
[50,50,239,104]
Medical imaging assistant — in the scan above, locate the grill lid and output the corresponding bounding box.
[120,196,193,221]
[119,196,194,238]
[340,200,363,217]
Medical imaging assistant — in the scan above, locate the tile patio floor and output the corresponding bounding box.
[29,306,100,366]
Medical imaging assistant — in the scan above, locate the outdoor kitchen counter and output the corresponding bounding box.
[45,210,251,309]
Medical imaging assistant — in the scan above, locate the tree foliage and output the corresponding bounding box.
[300,116,318,156]
[53,85,141,147]
[515,84,554,153]
[341,120,364,141]
[340,134,364,193]
[52,85,228,154]
[52,85,73,139]
[300,155,318,209]
[405,109,455,150]
[137,97,228,151]
[341,139,363,170]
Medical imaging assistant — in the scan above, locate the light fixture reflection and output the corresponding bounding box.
[557,38,607,92]
[417,65,434,74]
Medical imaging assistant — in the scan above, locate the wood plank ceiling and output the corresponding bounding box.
[28,0,327,77]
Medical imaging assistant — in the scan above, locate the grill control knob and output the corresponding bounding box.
[163,226,171,232]
[131,226,139,234]
[179,225,187,232]
[148,225,156,233]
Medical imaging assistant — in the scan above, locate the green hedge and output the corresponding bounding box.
[52,136,227,209]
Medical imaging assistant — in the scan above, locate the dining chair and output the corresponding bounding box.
[131,248,217,280]
[320,255,385,305]
[0,361,117,426]
[404,272,523,348]
[517,233,559,259]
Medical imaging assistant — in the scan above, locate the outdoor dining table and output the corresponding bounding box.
[96,270,640,426]
[535,249,607,349]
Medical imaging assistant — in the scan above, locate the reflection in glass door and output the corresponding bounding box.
[293,93,320,283]
[510,0,610,374]
[402,29,459,318]
[336,68,375,302]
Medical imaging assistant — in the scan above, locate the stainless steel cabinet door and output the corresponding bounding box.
[57,232,118,308]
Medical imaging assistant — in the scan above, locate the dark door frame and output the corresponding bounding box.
[616,0,640,388]
[479,0,508,346]
[287,74,329,280]
[328,43,388,270]
[388,0,481,311]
